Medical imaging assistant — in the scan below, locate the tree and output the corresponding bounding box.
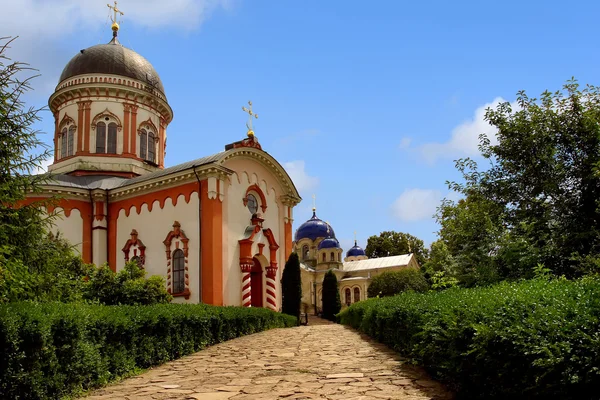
[444,79,600,280]
[281,252,302,320]
[321,270,341,321]
[366,268,429,298]
[365,231,428,265]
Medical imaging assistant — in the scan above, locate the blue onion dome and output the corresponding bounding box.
[346,240,366,257]
[318,237,340,250]
[294,211,336,241]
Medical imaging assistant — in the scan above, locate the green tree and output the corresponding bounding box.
[365,231,428,265]
[321,270,341,321]
[281,252,302,320]
[367,268,429,298]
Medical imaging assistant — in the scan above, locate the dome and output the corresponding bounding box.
[58,37,165,95]
[294,211,335,242]
[346,241,366,258]
[318,237,340,250]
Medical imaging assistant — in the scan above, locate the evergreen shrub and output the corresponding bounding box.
[339,277,600,399]
[0,302,296,399]
[281,252,302,320]
[321,270,341,321]
[366,268,429,298]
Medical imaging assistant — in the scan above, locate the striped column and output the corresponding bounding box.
[241,262,252,307]
[266,266,277,311]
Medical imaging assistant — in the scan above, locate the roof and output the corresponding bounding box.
[342,254,414,272]
[295,211,336,242]
[59,36,165,95]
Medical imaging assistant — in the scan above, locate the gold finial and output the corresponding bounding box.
[312,194,316,212]
[241,100,258,138]
[107,1,124,34]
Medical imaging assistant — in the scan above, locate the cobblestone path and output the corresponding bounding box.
[85,318,452,400]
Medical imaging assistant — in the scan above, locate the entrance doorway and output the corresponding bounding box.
[251,258,263,307]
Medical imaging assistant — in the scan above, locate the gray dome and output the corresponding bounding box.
[59,37,165,95]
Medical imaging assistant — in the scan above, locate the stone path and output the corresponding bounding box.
[85,317,452,400]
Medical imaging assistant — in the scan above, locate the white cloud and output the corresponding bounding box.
[33,157,53,175]
[391,188,441,222]
[283,160,319,194]
[398,137,411,149]
[418,97,506,164]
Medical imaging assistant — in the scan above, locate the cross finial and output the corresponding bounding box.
[354,231,357,246]
[241,101,258,138]
[107,1,124,36]
[312,194,316,212]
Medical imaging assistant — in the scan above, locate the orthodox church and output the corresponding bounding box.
[23,10,301,309]
[293,208,420,313]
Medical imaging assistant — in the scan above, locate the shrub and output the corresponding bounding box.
[281,252,302,320]
[366,268,429,298]
[0,302,296,399]
[321,270,341,321]
[339,277,600,399]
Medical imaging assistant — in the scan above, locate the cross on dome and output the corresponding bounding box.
[107,1,124,36]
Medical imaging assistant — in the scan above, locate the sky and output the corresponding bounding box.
[5,0,600,252]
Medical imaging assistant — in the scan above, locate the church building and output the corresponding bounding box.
[24,12,301,309]
[293,208,420,313]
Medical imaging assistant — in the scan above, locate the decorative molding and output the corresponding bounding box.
[59,113,76,131]
[163,221,190,299]
[138,117,158,134]
[245,184,268,213]
[122,229,146,267]
[91,108,123,132]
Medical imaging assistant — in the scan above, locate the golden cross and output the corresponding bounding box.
[241,101,258,137]
[312,194,316,211]
[107,1,124,25]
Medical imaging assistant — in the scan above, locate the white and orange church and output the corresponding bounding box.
[23,15,302,309]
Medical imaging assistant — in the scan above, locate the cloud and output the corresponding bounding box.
[391,188,441,222]
[33,157,53,175]
[1,0,232,94]
[398,137,411,149]
[418,97,506,164]
[283,160,319,194]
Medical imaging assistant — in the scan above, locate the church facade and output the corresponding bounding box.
[24,23,301,309]
[293,209,420,313]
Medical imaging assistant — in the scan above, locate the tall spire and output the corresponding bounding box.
[107,1,124,37]
[312,194,316,214]
[354,231,357,246]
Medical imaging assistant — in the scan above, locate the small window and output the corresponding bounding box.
[172,249,185,294]
[330,252,335,262]
[345,288,351,306]
[96,122,106,153]
[60,128,67,158]
[147,131,155,162]
[139,128,156,163]
[302,245,309,260]
[140,130,147,159]
[338,253,341,262]
[354,287,360,303]
[247,193,258,214]
[107,123,117,154]
[67,126,75,156]
[322,253,326,262]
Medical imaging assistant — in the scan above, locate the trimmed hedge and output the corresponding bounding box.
[339,277,600,399]
[0,302,296,399]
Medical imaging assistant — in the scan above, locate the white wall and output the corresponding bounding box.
[51,208,83,255]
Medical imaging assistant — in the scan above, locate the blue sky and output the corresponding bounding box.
[6,0,600,251]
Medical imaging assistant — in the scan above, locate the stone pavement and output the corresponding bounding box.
[85,317,452,400]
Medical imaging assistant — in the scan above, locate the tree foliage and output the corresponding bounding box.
[365,231,428,265]
[321,270,341,321]
[367,268,429,298]
[438,79,600,284]
[281,252,302,319]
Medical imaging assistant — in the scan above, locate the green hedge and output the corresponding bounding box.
[0,302,296,399]
[339,277,600,399]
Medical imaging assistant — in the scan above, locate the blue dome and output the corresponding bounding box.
[318,237,340,250]
[294,211,336,242]
[346,241,366,257]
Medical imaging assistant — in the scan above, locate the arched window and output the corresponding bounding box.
[322,253,326,262]
[345,288,351,306]
[96,122,106,153]
[172,249,185,294]
[338,253,341,262]
[354,287,360,303]
[330,252,335,261]
[302,245,309,260]
[67,126,75,156]
[60,128,67,158]
[107,122,117,154]
[139,128,156,163]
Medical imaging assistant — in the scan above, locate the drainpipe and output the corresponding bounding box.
[105,188,110,266]
[193,166,202,302]
[88,189,94,265]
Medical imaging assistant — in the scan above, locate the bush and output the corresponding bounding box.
[366,268,429,298]
[0,302,296,399]
[339,277,600,399]
[281,253,302,320]
[321,270,341,321]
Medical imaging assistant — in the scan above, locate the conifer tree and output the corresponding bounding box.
[321,270,341,321]
[281,252,302,320]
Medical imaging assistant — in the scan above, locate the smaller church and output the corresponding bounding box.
[293,207,419,314]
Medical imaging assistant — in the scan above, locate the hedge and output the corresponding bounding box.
[339,277,600,399]
[0,302,296,399]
